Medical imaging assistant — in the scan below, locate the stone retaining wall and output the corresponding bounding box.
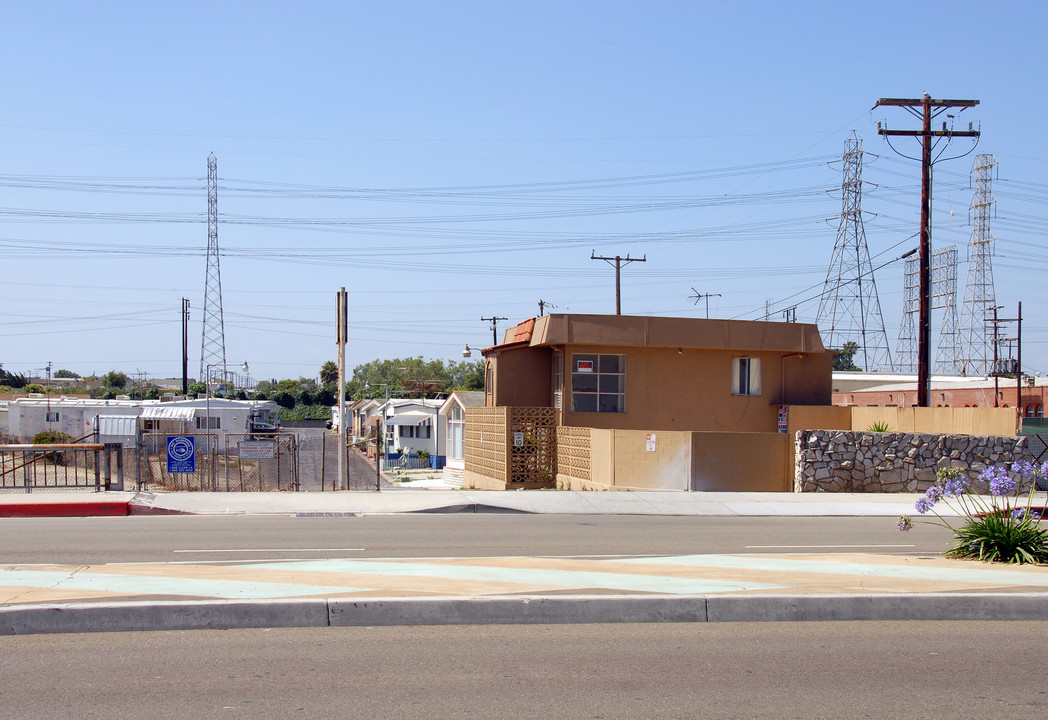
[795,430,1032,493]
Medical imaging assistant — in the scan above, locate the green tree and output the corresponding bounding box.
[23,383,45,394]
[102,370,128,389]
[187,382,206,397]
[0,364,28,389]
[314,387,335,406]
[54,368,80,379]
[833,342,861,372]
[272,391,296,409]
[447,359,485,390]
[319,360,338,386]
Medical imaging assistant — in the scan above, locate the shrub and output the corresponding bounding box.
[33,430,76,445]
[867,421,892,432]
[898,463,1048,564]
[32,430,77,466]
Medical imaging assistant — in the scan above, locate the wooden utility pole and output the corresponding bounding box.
[481,316,508,345]
[874,94,979,407]
[591,251,646,315]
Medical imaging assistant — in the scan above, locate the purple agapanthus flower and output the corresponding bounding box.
[1012,508,1027,520]
[897,516,914,532]
[942,477,968,498]
[915,496,934,514]
[980,465,1018,496]
[1012,460,1036,479]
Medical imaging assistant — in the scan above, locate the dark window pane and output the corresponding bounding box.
[572,393,598,412]
[573,374,598,392]
[599,375,624,394]
[599,394,624,413]
[599,355,622,373]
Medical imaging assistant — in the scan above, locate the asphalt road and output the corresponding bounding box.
[2,621,1045,719]
[0,514,954,564]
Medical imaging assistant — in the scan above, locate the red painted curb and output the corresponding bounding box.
[0,501,129,518]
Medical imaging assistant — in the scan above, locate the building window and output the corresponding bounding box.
[731,357,762,396]
[553,352,564,410]
[571,354,625,413]
[195,416,220,430]
[46,411,60,422]
[448,405,465,460]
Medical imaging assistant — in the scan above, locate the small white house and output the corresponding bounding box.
[381,399,443,466]
[438,391,484,483]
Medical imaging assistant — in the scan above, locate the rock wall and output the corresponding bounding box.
[795,430,1032,493]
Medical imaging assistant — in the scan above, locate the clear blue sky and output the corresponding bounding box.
[3,1,1046,383]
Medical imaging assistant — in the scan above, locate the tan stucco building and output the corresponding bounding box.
[482,314,832,432]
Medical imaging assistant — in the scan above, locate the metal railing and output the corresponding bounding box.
[0,443,125,492]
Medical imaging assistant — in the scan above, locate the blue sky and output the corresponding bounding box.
[2,1,1046,383]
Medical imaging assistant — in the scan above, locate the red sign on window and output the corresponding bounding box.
[577,360,594,373]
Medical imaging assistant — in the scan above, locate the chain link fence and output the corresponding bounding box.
[138,431,390,492]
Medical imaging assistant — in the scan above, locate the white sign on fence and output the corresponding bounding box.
[239,440,276,460]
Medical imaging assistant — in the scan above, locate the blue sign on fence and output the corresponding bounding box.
[167,435,196,473]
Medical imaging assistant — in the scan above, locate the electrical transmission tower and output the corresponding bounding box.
[897,246,959,374]
[897,255,918,373]
[932,245,958,373]
[199,152,228,384]
[817,133,893,371]
[958,154,998,376]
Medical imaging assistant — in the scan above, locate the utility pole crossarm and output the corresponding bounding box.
[591,251,646,315]
[481,316,508,346]
[880,130,980,138]
[874,97,979,109]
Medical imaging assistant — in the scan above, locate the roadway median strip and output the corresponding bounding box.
[2,551,1048,634]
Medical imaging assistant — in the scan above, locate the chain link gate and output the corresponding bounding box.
[296,433,391,491]
[140,432,298,492]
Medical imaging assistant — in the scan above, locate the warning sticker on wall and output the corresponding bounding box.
[646,433,656,452]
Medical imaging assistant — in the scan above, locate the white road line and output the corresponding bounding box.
[743,544,916,549]
[172,548,367,553]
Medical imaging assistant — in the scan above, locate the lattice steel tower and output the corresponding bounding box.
[933,245,958,373]
[817,133,893,371]
[897,246,959,374]
[958,154,998,376]
[199,153,227,383]
[896,255,918,373]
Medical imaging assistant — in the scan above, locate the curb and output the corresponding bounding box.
[3,593,1047,635]
[0,500,130,518]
